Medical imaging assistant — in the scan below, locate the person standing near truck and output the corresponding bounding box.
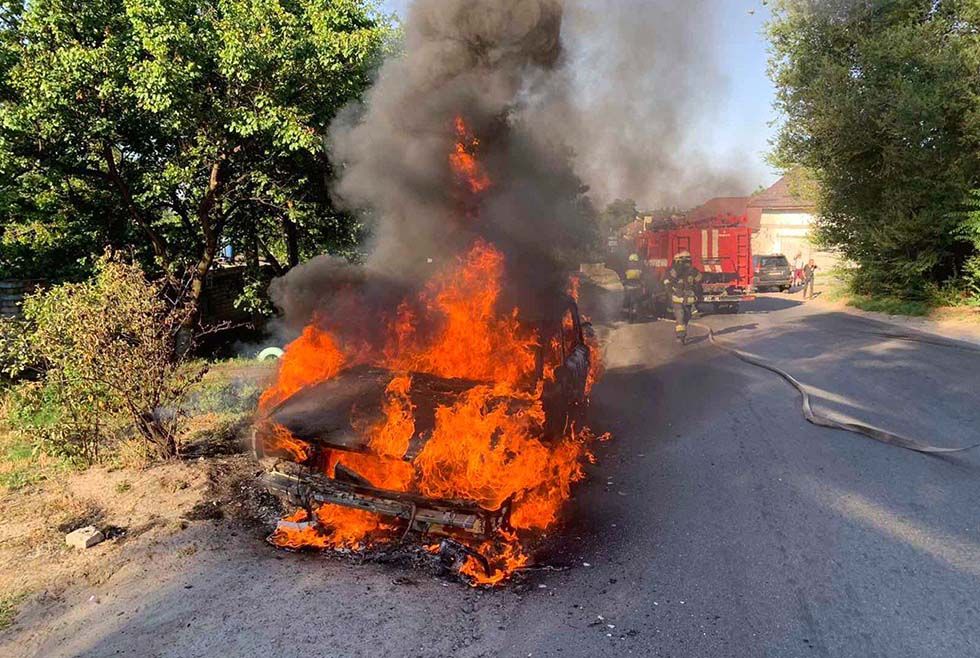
[803,258,818,300]
[665,251,702,344]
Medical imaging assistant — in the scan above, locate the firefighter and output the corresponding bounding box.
[665,250,702,344]
[623,253,644,321]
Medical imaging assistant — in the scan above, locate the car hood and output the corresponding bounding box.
[262,365,532,462]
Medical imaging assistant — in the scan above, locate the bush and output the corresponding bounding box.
[3,381,95,463]
[17,258,202,463]
[0,389,76,489]
[960,192,980,305]
[833,264,980,315]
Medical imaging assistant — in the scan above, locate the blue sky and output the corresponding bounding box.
[377,1,780,191]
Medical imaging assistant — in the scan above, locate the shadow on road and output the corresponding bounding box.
[739,295,805,314]
[712,323,759,337]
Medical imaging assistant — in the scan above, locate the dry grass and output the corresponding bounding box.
[929,305,980,324]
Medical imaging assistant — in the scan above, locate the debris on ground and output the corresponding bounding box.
[65,526,104,550]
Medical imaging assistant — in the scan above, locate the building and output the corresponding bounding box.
[746,175,837,269]
[628,175,838,271]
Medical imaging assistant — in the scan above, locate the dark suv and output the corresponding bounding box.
[753,254,794,292]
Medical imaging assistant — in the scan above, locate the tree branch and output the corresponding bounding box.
[102,141,173,273]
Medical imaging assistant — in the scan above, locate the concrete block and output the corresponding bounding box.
[65,525,105,549]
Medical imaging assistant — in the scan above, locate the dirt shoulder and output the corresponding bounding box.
[0,452,282,654]
[808,293,980,347]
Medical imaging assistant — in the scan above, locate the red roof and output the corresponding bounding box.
[747,175,816,221]
[684,197,749,223]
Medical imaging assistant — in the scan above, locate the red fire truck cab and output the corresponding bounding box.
[635,214,756,314]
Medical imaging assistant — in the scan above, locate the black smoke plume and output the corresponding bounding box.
[271,0,754,332]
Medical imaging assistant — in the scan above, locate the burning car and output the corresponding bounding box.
[254,296,591,532]
[252,242,604,585]
[247,0,612,585]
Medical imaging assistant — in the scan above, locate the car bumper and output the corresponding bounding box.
[754,277,793,289]
[701,294,755,303]
[259,461,511,539]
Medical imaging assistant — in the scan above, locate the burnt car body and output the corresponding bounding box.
[254,297,592,543]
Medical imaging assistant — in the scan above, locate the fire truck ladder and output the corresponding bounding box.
[736,233,750,288]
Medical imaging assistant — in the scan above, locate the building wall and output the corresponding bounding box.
[751,210,839,270]
[0,280,45,318]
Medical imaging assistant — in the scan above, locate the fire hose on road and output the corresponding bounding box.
[692,322,980,455]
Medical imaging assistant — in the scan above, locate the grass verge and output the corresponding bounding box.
[846,295,931,317]
[0,591,26,631]
[0,432,74,491]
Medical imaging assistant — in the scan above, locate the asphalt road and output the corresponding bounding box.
[11,292,980,658]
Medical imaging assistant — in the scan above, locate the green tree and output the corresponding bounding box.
[768,0,980,299]
[961,190,980,301]
[598,198,638,236]
[0,0,390,327]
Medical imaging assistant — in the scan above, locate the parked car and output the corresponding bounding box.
[752,254,794,292]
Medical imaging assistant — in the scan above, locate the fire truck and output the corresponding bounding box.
[633,213,756,315]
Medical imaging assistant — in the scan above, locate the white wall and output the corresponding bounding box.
[752,210,839,270]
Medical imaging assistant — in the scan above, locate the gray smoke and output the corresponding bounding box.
[272,0,753,330]
[522,0,751,209]
[274,0,593,330]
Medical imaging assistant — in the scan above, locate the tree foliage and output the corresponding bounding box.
[0,0,391,315]
[768,0,980,299]
[961,189,980,301]
[598,198,638,236]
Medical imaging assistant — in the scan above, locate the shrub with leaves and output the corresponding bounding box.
[961,190,980,304]
[0,317,34,379]
[20,258,202,462]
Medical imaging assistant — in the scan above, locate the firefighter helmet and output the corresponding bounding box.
[675,250,692,261]
[629,253,640,262]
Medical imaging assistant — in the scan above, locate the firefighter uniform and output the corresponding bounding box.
[624,254,643,283]
[623,254,644,314]
[665,252,702,343]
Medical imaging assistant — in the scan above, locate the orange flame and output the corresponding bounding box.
[259,324,346,411]
[258,118,607,586]
[567,274,581,303]
[449,116,491,195]
[384,241,539,387]
[271,506,394,550]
